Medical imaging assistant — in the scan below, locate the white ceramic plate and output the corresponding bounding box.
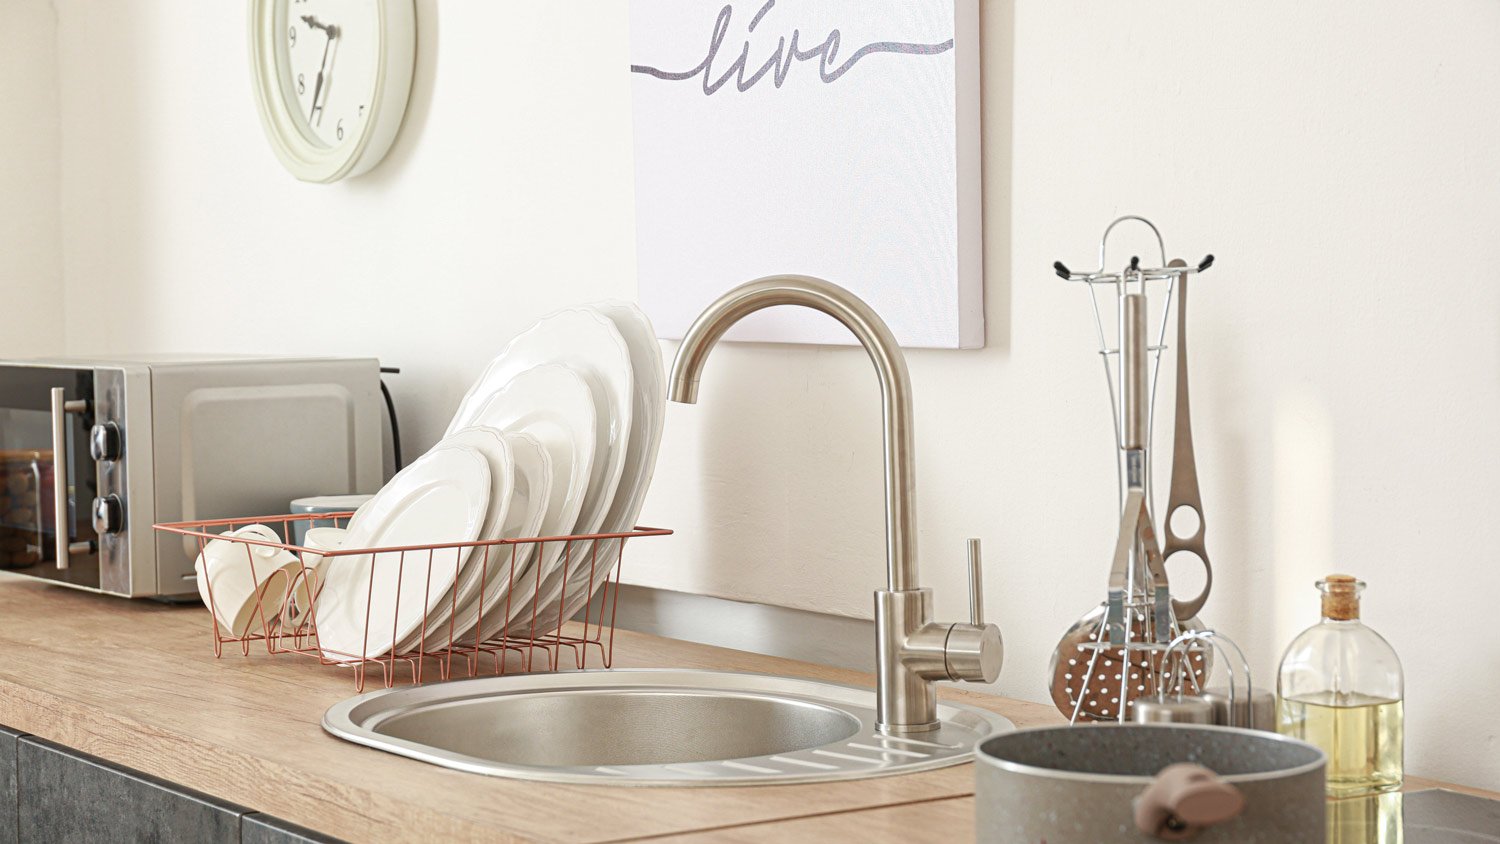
[448,310,633,544]
[447,307,634,633]
[459,365,596,642]
[394,428,515,652]
[542,302,667,628]
[447,431,553,642]
[315,445,491,661]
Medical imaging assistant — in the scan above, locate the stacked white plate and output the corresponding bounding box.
[313,302,664,660]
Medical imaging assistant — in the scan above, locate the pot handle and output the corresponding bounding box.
[1134,763,1246,840]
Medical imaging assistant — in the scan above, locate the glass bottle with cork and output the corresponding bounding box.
[1276,574,1404,797]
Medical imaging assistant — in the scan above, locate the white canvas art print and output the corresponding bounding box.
[629,0,982,348]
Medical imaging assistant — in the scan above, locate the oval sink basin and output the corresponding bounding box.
[323,669,1015,785]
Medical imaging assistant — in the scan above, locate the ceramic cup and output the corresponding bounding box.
[194,524,302,638]
[299,526,348,570]
[283,526,348,629]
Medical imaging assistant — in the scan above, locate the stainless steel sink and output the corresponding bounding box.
[323,669,1015,785]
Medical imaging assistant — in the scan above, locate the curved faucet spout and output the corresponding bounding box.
[667,275,917,593]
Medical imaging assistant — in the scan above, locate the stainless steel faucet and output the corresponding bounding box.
[667,275,1003,733]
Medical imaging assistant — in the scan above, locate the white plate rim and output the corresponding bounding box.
[448,309,633,540]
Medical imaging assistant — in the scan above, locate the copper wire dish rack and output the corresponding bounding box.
[154,513,672,691]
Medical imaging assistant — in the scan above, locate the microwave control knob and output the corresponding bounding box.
[89,422,122,462]
[91,495,123,535]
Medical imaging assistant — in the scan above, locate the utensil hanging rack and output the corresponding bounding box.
[155,513,672,692]
[1053,215,1214,510]
[1050,216,1218,723]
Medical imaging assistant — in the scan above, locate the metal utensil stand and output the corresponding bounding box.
[154,513,672,692]
[1053,216,1216,723]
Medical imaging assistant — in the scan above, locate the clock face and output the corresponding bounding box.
[249,0,414,182]
[274,0,381,150]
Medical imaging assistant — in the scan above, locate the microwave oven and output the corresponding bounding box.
[0,356,384,598]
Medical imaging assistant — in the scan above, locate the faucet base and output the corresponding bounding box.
[874,588,941,733]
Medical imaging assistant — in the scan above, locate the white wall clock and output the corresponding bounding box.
[249,0,416,183]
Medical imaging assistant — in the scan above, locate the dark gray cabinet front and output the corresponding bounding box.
[17,737,246,843]
[240,814,344,844]
[1,725,20,844]
[0,725,346,844]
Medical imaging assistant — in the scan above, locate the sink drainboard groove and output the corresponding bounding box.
[844,742,930,759]
[662,764,716,777]
[718,760,784,775]
[874,735,961,750]
[810,749,883,764]
[767,755,839,771]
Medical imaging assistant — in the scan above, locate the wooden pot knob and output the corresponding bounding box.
[1134,762,1246,840]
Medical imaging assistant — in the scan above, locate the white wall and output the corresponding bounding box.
[0,0,62,355]
[20,1,1500,788]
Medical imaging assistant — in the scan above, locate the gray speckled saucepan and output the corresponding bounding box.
[975,723,1326,843]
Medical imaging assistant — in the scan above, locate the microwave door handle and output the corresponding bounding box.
[49,388,89,570]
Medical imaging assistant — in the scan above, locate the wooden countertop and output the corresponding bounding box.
[0,578,1489,842]
[0,578,1061,842]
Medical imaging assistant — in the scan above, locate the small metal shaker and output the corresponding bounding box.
[1200,687,1276,731]
[1131,697,1215,725]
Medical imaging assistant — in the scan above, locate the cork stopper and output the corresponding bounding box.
[1318,574,1364,621]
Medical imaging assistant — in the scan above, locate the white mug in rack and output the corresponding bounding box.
[283,526,348,630]
[194,524,301,638]
[299,526,348,570]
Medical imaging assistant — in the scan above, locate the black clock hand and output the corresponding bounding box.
[300,14,334,36]
[303,17,338,125]
[317,27,341,127]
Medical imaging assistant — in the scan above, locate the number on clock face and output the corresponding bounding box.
[277,0,379,149]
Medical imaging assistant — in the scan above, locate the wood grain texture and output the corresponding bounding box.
[627,797,975,843]
[0,578,1486,843]
[0,578,1057,843]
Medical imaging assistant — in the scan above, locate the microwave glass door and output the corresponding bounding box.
[0,367,99,589]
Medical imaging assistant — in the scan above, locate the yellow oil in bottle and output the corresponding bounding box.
[1279,691,1403,797]
[1326,791,1403,844]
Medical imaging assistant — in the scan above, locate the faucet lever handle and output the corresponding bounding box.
[941,537,1002,684]
[967,538,984,626]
